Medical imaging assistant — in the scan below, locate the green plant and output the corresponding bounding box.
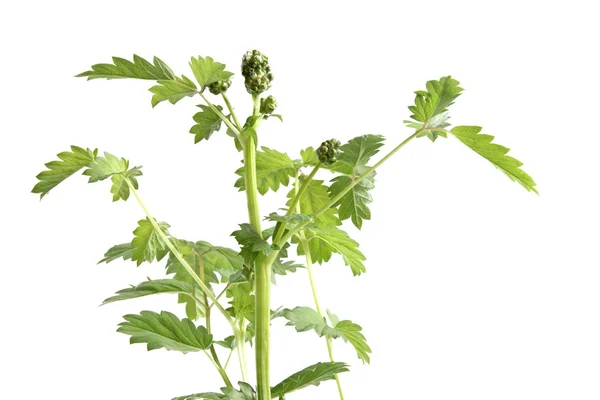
[32,50,537,400]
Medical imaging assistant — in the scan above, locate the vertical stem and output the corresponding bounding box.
[243,98,271,399]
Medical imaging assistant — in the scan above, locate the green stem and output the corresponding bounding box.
[200,92,245,150]
[248,94,271,400]
[222,93,243,132]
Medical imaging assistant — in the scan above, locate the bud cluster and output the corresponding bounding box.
[241,50,274,95]
[316,139,341,165]
[207,79,231,95]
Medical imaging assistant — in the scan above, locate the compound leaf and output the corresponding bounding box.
[76,55,175,80]
[270,362,350,398]
[408,76,463,125]
[102,279,198,306]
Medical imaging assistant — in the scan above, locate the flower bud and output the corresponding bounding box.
[316,139,341,165]
[260,95,277,114]
[241,50,274,95]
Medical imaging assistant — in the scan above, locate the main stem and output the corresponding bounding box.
[246,95,271,400]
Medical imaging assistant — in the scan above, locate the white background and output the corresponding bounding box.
[1,1,599,399]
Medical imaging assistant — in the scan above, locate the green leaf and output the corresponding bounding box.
[286,178,340,226]
[231,224,275,264]
[280,307,338,337]
[282,307,372,363]
[229,284,255,325]
[98,243,134,264]
[76,55,175,80]
[266,212,314,226]
[222,383,256,400]
[190,105,224,143]
[270,362,350,398]
[271,259,303,277]
[149,76,197,107]
[32,146,97,199]
[189,56,234,91]
[102,279,198,306]
[131,218,170,266]
[81,151,142,201]
[235,147,296,195]
[334,320,372,364]
[450,126,538,194]
[173,393,226,400]
[300,146,320,167]
[117,310,212,353]
[299,226,366,276]
[110,166,142,201]
[214,335,236,349]
[327,134,385,229]
[408,76,463,124]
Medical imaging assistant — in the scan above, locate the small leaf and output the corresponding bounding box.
[298,226,366,276]
[229,284,255,325]
[270,362,350,398]
[265,212,314,226]
[172,393,226,400]
[190,105,224,143]
[110,166,142,202]
[76,55,175,81]
[280,307,338,337]
[117,310,212,353]
[235,147,296,195]
[98,243,134,264]
[32,146,97,199]
[334,320,372,364]
[131,218,170,266]
[214,335,236,349]
[231,224,274,264]
[149,76,197,107]
[189,56,234,91]
[408,76,463,124]
[450,126,538,194]
[102,279,198,306]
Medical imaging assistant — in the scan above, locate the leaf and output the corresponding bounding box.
[408,76,463,124]
[221,383,256,400]
[266,212,314,226]
[82,152,129,182]
[173,393,226,400]
[76,55,175,80]
[231,224,275,264]
[149,76,197,107]
[235,147,296,195]
[270,362,350,398]
[326,134,385,229]
[271,259,303,277]
[190,105,224,143]
[286,178,340,226]
[328,172,375,230]
[32,146,97,199]
[280,307,338,337]
[189,56,234,90]
[102,279,198,306]
[450,126,538,194]
[98,243,134,263]
[131,218,170,266]
[334,320,372,364]
[214,335,236,349]
[229,284,255,325]
[117,310,212,353]
[300,146,320,167]
[299,226,366,276]
[110,166,142,201]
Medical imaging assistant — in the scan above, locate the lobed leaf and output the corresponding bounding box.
[131,218,170,266]
[408,76,463,124]
[235,147,296,195]
[32,146,97,199]
[189,56,234,91]
[102,279,198,306]
[98,243,134,264]
[190,105,224,143]
[149,76,197,107]
[231,223,275,264]
[270,362,350,398]
[299,226,366,275]
[286,178,340,226]
[76,55,175,80]
[450,126,538,194]
[334,320,372,363]
[117,310,212,353]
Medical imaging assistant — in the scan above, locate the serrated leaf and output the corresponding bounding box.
[32,146,97,199]
[189,56,234,90]
[299,226,366,276]
[110,166,142,201]
[327,135,385,229]
[131,218,170,266]
[231,224,275,264]
[82,152,128,182]
[280,307,339,337]
[271,258,303,277]
[229,284,255,325]
[270,362,350,398]
[117,310,212,353]
[172,393,226,400]
[266,212,314,226]
[286,178,340,226]
[300,146,320,167]
[334,320,372,364]
[190,105,224,143]
[450,126,538,194]
[214,335,236,349]
[76,55,175,81]
[102,279,198,306]
[408,76,463,124]
[149,76,197,107]
[98,243,134,264]
[235,147,296,195]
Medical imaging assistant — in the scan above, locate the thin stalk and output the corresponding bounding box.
[273,164,321,244]
[125,179,246,384]
[248,94,271,400]
[196,250,233,388]
[222,93,243,132]
[200,92,245,151]
[293,174,344,399]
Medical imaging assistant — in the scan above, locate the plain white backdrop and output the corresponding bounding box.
[1,1,599,399]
